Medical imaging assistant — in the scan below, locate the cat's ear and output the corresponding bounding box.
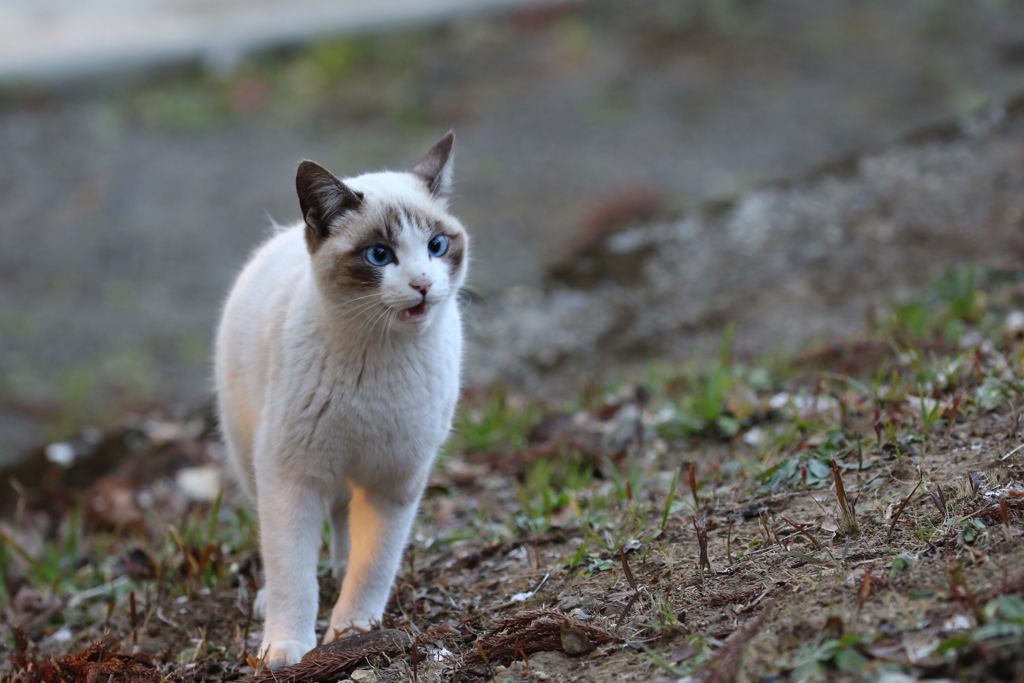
[296,160,363,244]
[412,131,455,198]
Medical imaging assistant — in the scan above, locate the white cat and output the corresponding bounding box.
[214,132,467,669]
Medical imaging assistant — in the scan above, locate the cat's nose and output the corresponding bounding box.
[409,279,432,295]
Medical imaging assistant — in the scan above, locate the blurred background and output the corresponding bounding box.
[2,0,1024,465]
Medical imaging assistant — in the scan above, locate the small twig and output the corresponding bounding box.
[758,513,772,546]
[735,583,779,615]
[780,516,823,550]
[617,545,643,630]
[619,546,638,592]
[726,519,735,566]
[156,606,185,632]
[493,571,551,610]
[1001,443,1024,460]
[689,462,699,510]
[807,493,829,516]
[616,592,641,631]
[67,576,132,608]
[961,505,1003,522]
[887,468,924,542]
[784,551,840,569]
[930,486,948,520]
[832,459,860,536]
[692,517,713,576]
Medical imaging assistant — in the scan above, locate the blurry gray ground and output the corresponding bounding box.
[470,102,1024,388]
[3,0,1024,461]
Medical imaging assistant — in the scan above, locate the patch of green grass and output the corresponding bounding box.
[878,266,986,343]
[755,426,853,493]
[0,500,91,605]
[514,455,591,533]
[454,386,543,453]
[659,325,771,439]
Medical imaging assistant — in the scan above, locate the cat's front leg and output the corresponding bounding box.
[327,487,353,580]
[324,482,422,642]
[256,470,324,668]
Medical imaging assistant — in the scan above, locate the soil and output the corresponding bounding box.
[3,325,1024,681]
[4,0,1024,461]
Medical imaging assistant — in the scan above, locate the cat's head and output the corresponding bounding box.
[295,132,468,333]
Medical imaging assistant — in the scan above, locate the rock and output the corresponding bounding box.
[559,621,595,657]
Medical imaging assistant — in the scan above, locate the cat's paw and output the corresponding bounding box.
[259,638,312,669]
[253,587,267,619]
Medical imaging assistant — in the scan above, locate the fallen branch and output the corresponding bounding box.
[466,609,623,666]
[239,629,412,683]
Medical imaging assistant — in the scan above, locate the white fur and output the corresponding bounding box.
[215,150,466,669]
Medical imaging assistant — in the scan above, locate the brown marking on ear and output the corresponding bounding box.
[412,131,455,198]
[296,160,363,252]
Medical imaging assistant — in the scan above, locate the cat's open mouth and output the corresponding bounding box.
[398,301,429,324]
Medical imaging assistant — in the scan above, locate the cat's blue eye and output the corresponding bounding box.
[364,245,394,266]
[428,234,449,257]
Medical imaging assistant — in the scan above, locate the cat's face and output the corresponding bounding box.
[296,133,468,334]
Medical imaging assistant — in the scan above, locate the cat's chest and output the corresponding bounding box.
[278,326,460,470]
[324,349,451,421]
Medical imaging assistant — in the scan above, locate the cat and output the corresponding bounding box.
[214,132,467,669]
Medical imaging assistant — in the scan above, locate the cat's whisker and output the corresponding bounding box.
[340,296,391,324]
[382,310,396,350]
[339,292,384,306]
[352,303,386,340]
[342,300,385,321]
[366,307,394,350]
[335,294,384,315]
[362,305,393,342]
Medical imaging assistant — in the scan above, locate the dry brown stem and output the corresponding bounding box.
[466,609,623,666]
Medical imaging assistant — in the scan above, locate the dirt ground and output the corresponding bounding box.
[4,278,1024,681]
[4,0,1024,461]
